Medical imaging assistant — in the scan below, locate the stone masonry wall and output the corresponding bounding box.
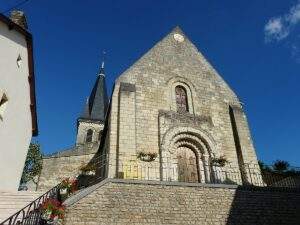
[38,153,94,191]
[63,179,300,225]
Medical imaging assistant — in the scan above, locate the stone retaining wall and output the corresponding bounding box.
[63,179,300,225]
[38,153,94,191]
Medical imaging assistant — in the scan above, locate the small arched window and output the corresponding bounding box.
[175,85,188,113]
[86,129,93,143]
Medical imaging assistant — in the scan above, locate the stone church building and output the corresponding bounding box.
[4,26,300,225]
[38,27,261,191]
[103,27,261,185]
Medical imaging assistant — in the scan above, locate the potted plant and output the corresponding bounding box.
[211,156,228,167]
[79,164,97,175]
[137,152,157,162]
[59,178,78,196]
[41,198,65,224]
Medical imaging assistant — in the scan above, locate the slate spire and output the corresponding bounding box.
[80,61,108,121]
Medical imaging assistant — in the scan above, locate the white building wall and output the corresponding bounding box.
[0,21,32,191]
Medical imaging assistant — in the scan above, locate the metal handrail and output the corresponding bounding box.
[90,154,300,188]
[0,183,62,225]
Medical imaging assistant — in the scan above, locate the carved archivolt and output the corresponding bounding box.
[160,126,218,182]
[161,126,218,156]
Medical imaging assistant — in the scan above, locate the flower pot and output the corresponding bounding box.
[59,188,68,195]
[86,170,96,175]
[137,152,157,162]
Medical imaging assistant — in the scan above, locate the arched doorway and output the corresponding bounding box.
[160,127,217,183]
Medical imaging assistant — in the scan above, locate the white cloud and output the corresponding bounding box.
[264,1,300,41]
[291,41,300,63]
[288,2,300,24]
[265,18,289,41]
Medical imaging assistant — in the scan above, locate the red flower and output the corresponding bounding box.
[41,198,65,220]
[60,177,78,194]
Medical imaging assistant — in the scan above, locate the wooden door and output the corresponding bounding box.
[177,148,199,182]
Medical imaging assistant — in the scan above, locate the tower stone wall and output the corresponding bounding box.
[76,120,104,146]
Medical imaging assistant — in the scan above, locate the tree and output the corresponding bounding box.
[258,160,273,173]
[258,160,265,171]
[273,160,289,172]
[20,143,43,187]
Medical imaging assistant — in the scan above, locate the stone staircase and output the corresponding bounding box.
[0,191,44,223]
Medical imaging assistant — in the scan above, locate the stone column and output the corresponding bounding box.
[203,155,211,183]
[116,82,137,178]
[229,105,263,185]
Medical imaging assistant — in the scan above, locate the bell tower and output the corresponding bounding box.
[76,62,108,146]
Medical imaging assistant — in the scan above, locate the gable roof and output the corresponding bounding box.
[0,12,38,136]
[116,26,239,104]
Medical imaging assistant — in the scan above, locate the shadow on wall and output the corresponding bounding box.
[226,186,300,225]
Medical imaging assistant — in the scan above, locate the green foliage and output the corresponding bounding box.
[258,160,272,172]
[20,143,43,185]
[259,159,298,175]
[258,160,265,170]
[273,160,290,172]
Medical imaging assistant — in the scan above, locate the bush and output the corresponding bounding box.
[20,143,43,187]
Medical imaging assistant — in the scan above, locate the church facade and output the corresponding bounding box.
[100,27,261,186]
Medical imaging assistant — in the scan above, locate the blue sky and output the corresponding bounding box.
[1,0,299,166]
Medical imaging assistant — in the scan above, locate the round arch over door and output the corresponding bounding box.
[160,126,217,183]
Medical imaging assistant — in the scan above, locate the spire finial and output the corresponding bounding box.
[101,50,106,68]
[99,50,106,76]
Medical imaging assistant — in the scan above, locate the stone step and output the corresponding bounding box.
[0,191,45,224]
[0,191,44,196]
[0,196,42,202]
[0,203,40,209]
[0,194,43,198]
